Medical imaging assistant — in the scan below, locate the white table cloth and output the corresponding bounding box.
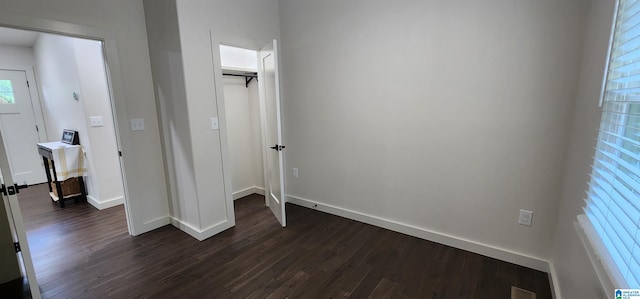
[37,141,87,180]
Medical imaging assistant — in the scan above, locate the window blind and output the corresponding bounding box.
[584,0,640,288]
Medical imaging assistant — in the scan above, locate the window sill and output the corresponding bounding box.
[575,214,626,294]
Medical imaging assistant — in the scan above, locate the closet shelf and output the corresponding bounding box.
[222,70,258,88]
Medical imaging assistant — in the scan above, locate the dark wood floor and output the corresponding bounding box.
[15,183,552,298]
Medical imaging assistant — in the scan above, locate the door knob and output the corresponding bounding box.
[270,144,285,151]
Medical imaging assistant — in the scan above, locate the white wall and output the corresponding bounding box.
[220,45,264,198]
[34,34,124,209]
[279,0,589,269]
[0,45,36,66]
[0,0,170,235]
[142,0,280,240]
[34,34,88,148]
[222,76,263,198]
[220,45,258,71]
[248,77,263,191]
[551,0,616,298]
[143,0,197,231]
[73,38,124,208]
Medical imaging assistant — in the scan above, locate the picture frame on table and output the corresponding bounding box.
[61,129,79,145]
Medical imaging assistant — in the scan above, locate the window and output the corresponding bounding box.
[584,0,640,288]
[0,80,15,104]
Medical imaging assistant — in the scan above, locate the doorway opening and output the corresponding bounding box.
[219,45,265,202]
[217,41,287,227]
[0,25,129,296]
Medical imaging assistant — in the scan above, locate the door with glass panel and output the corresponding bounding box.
[0,69,46,185]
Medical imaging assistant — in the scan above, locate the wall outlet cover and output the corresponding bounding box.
[131,118,145,131]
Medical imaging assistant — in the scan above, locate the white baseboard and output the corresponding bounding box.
[233,186,265,200]
[548,262,562,299]
[135,216,171,236]
[170,216,234,241]
[286,195,550,272]
[87,195,124,210]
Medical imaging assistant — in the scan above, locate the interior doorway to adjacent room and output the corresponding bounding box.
[0,25,130,296]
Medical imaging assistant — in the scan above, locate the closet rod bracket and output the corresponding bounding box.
[222,72,258,88]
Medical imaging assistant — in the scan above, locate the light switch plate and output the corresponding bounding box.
[293,168,299,178]
[90,116,104,127]
[518,209,533,226]
[131,118,145,131]
[211,117,219,130]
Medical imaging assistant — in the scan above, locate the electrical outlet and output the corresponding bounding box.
[131,118,145,131]
[292,168,298,178]
[518,209,533,226]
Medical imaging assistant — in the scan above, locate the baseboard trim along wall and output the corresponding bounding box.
[87,195,124,210]
[286,195,551,273]
[548,262,562,299]
[170,217,233,241]
[139,216,171,236]
[232,186,265,200]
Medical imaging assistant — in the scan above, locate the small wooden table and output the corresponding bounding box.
[37,142,87,208]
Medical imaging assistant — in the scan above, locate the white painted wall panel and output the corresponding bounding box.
[279,0,589,261]
[73,38,124,206]
[248,79,264,189]
[0,45,36,66]
[220,45,257,71]
[143,0,200,230]
[222,76,263,195]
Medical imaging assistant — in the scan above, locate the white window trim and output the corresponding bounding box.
[576,214,627,294]
[598,0,620,107]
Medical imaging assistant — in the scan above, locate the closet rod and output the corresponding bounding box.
[222,73,257,88]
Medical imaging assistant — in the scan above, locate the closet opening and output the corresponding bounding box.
[219,45,266,206]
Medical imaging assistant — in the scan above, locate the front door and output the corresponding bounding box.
[259,40,286,227]
[0,69,45,185]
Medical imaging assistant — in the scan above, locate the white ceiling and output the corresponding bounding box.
[0,27,40,47]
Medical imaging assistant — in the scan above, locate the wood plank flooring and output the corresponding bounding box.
[15,183,552,298]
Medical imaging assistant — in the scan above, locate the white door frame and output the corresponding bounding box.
[0,14,136,235]
[209,33,287,226]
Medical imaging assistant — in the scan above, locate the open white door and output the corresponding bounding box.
[0,130,40,298]
[0,69,46,185]
[259,39,286,227]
